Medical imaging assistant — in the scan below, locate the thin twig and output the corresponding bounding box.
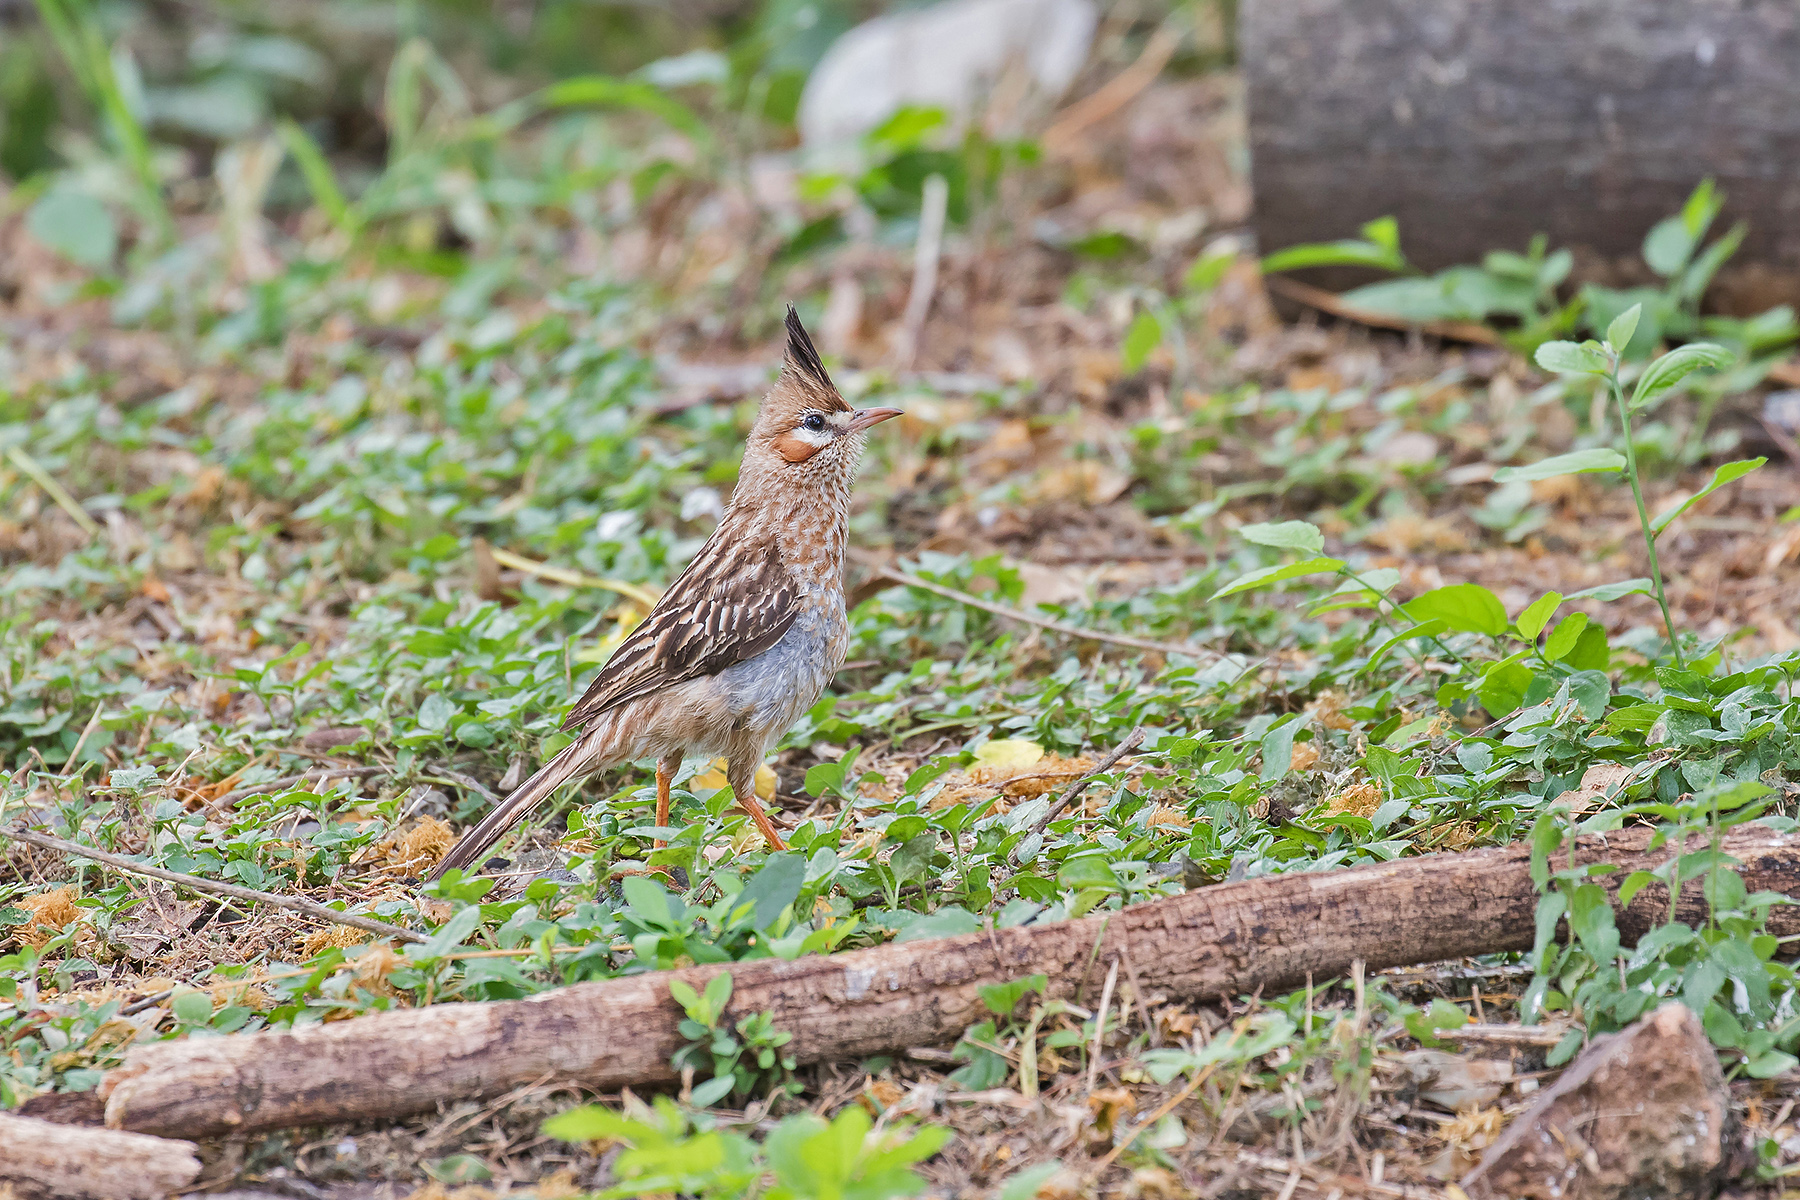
[62,702,105,771]
[1759,416,1800,465]
[1438,1023,1567,1048]
[205,765,386,812]
[6,444,101,538]
[894,173,948,370]
[873,566,1225,660]
[1086,957,1119,1095]
[487,547,660,610]
[423,766,497,803]
[2,827,427,944]
[1025,726,1146,842]
[1099,1058,1225,1169]
[1042,21,1182,153]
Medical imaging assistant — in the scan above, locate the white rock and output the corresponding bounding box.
[798,0,1097,146]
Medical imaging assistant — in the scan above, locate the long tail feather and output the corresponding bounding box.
[426,737,592,881]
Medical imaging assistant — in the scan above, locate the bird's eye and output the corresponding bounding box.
[801,413,827,433]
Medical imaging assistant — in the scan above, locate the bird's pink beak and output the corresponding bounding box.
[845,406,904,434]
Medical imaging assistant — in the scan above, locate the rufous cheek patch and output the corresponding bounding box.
[773,433,822,463]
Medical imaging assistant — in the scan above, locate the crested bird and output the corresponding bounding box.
[428,309,900,881]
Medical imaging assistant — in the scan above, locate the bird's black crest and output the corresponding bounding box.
[783,306,834,392]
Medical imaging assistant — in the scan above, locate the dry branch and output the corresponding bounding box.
[873,564,1230,660]
[101,824,1800,1139]
[0,1112,200,1200]
[3,827,426,944]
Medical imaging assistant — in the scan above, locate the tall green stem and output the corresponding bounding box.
[1609,371,1687,670]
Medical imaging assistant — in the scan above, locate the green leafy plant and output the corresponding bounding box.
[1524,304,1759,668]
[1525,779,1798,1074]
[1260,182,1797,367]
[670,972,800,1106]
[948,973,1082,1095]
[31,0,172,248]
[544,1094,949,1199]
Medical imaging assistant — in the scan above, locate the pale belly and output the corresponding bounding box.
[706,601,848,751]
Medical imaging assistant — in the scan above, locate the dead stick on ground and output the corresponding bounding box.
[3,828,426,944]
[205,764,386,812]
[1042,21,1183,153]
[99,824,1800,1139]
[6,444,102,539]
[894,172,948,370]
[875,567,1227,660]
[1022,727,1147,851]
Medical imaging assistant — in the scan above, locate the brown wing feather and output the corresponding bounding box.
[560,519,796,731]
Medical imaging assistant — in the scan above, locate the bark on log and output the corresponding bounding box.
[1462,1002,1734,1199]
[0,1112,201,1200]
[101,825,1800,1140]
[1244,0,1800,312]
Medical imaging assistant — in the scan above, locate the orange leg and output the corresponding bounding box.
[653,752,680,849]
[728,757,787,851]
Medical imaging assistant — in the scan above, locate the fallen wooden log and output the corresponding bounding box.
[1245,0,1800,312]
[101,824,1800,1139]
[0,1112,201,1200]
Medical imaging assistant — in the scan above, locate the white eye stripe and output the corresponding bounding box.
[790,423,833,447]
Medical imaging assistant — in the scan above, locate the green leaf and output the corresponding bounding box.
[1618,869,1658,907]
[669,978,702,1018]
[702,970,732,1013]
[894,906,979,942]
[418,904,482,958]
[1209,557,1344,601]
[1402,583,1507,635]
[1604,303,1642,353]
[978,974,1047,1017]
[1650,458,1766,534]
[621,874,672,926]
[1238,520,1325,555]
[1515,591,1562,640]
[1361,215,1401,254]
[1605,703,1664,732]
[171,990,213,1024]
[690,1073,736,1106]
[1568,578,1654,602]
[417,692,455,732]
[1542,612,1589,661]
[1260,718,1299,782]
[277,118,358,236]
[1121,311,1162,373]
[1184,246,1234,293]
[737,852,805,929]
[539,75,712,145]
[1643,215,1696,278]
[542,1104,651,1143]
[1548,1028,1585,1067]
[1563,624,1611,671]
[1492,448,1627,482]
[1747,1050,1800,1079]
[1361,619,1447,673]
[26,185,117,268]
[1533,339,1610,375]
[1000,1163,1065,1200]
[1629,342,1734,410]
[1262,236,1406,275]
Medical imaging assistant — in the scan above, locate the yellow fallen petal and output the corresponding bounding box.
[972,738,1044,772]
[690,760,776,800]
[693,758,730,791]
